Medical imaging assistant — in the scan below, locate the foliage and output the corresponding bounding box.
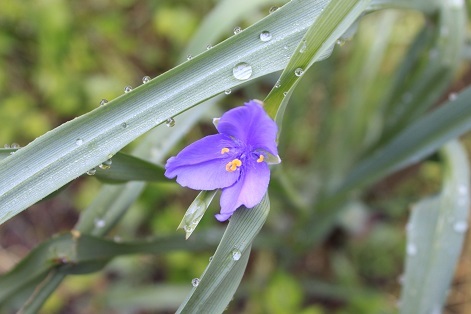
[0,0,470,313]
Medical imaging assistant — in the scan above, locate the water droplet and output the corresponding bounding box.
[100,99,108,106]
[94,218,106,228]
[406,243,417,256]
[4,144,10,148]
[233,26,241,34]
[336,38,346,46]
[224,89,231,95]
[86,168,96,176]
[99,159,112,170]
[232,62,252,80]
[209,256,213,262]
[206,44,212,50]
[453,221,468,233]
[231,249,241,261]
[166,117,175,127]
[187,55,193,60]
[283,45,289,50]
[11,143,20,149]
[121,122,128,128]
[142,76,151,84]
[124,86,133,93]
[275,81,281,88]
[448,93,457,101]
[75,139,83,146]
[294,68,304,77]
[191,278,200,287]
[259,31,272,42]
[283,91,288,96]
[269,6,279,13]
[299,40,307,53]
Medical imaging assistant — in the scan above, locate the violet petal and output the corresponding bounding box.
[216,160,270,221]
[165,134,237,169]
[217,100,278,155]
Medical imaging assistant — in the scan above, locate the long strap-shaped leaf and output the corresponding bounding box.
[0,229,226,306]
[340,87,471,194]
[0,0,331,225]
[177,194,270,313]
[400,140,470,314]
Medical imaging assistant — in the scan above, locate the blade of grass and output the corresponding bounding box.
[264,0,372,124]
[340,87,471,193]
[177,194,270,313]
[400,140,469,314]
[300,86,471,248]
[0,230,224,306]
[92,152,165,184]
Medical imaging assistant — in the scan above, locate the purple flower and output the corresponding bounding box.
[165,100,281,221]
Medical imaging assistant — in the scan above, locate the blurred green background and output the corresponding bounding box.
[1,0,471,313]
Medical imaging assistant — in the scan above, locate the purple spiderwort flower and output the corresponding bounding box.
[165,100,281,221]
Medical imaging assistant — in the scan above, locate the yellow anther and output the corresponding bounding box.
[221,147,230,154]
[257,155,264,163]
[225,159,242,172]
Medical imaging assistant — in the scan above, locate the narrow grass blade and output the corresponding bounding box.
[0,230,223,308]
[380,0,465,142]
[105,284,191,313]
[178,190,218,239]
[341,87,471,193]
[264,0,371,122]
[92,152,165,184]
[177,194,270,313]
[400,140,470,314]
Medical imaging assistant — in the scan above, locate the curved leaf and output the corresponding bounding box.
[177,194,270,313]
[92,152,165,184]
[400,141,470,314]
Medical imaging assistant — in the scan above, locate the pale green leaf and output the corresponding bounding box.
[400,140,470,314]
[177,194,270,313]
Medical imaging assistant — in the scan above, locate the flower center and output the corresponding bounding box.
[257,155,264,163]
[225,159,242,172]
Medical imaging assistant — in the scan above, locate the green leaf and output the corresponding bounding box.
[400,140,470,314]
[340,86,471,193]
[300,86,471,249]
[92,152,165,184]
[380,0,465,143]
[0,230,223,308]
[177,194,270,313]
[105,284,191,312]
[264,0,372,123]
[178,190,218,239]
[0,0,334,225]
